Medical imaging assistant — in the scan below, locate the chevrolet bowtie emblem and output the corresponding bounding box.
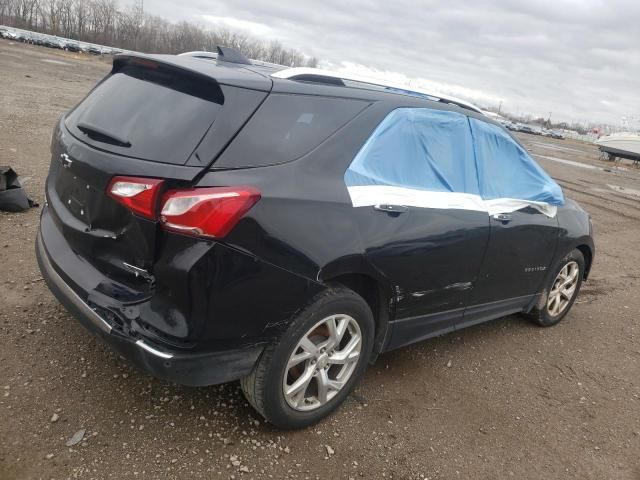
[60,153,73,168]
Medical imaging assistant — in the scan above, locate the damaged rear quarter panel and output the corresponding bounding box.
[147,233,326,349]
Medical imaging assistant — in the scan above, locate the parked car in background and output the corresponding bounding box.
[0,26,129,55]
[37,49,594,429]
[33,34,45,46]
[63,41,81,52]
[42,37,58,48]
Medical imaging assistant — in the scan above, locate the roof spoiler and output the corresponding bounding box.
[112,52,272,91]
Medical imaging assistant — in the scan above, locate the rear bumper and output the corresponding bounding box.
[36,228,263,386]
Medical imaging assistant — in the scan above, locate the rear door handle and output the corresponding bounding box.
[492,213,512,223]
[374,204,409,214]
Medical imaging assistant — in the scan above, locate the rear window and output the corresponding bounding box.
[214,94,369,168]
[65,63,224,164]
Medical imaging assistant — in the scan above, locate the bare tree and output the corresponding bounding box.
[0,0,14,25]
[1,0,317,67]
[76,0,86,37]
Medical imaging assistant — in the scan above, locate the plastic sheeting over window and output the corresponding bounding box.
[344,108,564,217]
[345,109,479,194]
[469,118,564,206]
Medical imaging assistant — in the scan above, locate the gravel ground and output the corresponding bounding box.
[1,40,639,480]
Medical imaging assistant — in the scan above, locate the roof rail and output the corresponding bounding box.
[178,51,218,59]
[178,49,284,69]
[178,47,252,65]
[271,67,483,114]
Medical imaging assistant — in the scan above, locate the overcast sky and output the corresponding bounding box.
[133,0,639,127]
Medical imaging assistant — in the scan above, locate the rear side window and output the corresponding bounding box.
[214,94,369,168]
[345,108,479,194]
[65,63,224,164]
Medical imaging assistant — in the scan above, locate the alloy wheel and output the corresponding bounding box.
[283,314,362,411]
[547,261,580,317]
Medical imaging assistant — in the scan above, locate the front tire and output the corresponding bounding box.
[524,249,585,327]
[241,286,374,429]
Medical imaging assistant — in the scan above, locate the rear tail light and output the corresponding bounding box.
[160,186,261,238]
[107,176,164,219]
[107,177,260,238]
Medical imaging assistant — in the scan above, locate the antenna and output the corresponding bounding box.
[134,0,144,25]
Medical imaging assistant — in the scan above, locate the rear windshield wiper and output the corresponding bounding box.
[76,121,132,148]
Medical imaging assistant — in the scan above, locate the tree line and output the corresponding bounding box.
[0,0,318,66]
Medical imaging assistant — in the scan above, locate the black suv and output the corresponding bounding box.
[37,48,594,429]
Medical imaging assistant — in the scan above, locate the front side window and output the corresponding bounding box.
[469,118,564,206]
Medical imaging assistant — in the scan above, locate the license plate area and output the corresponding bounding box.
[53,155,101,227]
[65,189,91,224]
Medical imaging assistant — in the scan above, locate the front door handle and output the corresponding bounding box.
[492,213,512,223]
[374,204,409,215]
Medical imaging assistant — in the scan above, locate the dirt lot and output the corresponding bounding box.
[1,40,639,480]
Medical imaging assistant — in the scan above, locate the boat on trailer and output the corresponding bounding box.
[596,133,640,164]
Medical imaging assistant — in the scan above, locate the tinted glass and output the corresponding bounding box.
[66,64,224,164]
[214,94,369,168]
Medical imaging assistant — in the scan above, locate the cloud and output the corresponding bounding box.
[200,15,273,37]
[326,61,504,106]
[133,0,640,127]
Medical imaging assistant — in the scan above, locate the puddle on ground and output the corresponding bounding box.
[606,184,640,198]
[534,154,600,170]
[528,142,586,154]
[41,58,71,66]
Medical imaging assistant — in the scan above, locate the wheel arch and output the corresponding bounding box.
[318,261,394,359]
[575,243,593,279]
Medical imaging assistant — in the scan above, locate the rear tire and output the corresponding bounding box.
[524,249,585,327]
[241,286,374,429]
